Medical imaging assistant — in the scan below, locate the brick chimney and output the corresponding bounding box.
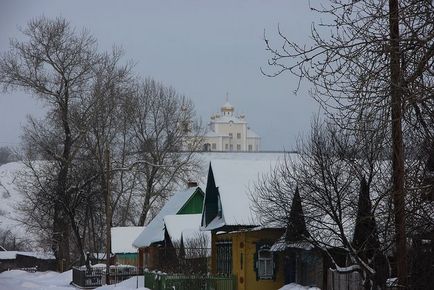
[187,180,198,188]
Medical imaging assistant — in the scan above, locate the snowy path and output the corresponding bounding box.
[0,270,149,290]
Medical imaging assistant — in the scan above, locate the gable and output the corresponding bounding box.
[202,163,220,227]
[177,188,204,214]
[133,186,202,248]
[202,156,286,230]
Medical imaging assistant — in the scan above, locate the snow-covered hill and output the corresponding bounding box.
[0,161,32,249]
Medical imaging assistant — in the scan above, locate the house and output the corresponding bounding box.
[201,157,287,290]
[111,226,143,266]
[0,251,56,272]
[163,214,211,274]
[271,235,328,288]
[132,185,204,271]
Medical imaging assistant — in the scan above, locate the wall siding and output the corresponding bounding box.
[213,229,285,290]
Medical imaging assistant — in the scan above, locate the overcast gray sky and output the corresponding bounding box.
[0,0,319,150]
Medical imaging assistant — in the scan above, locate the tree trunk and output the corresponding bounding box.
[104,148,112,284]
[388,0,407,287]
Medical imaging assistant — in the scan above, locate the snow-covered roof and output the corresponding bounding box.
[132,187,200,248]
[111,227,144,254]
[210,115,247,124]
[0,251,55,260]
[203,155,287,230]
[164,214,211,258]
[246,128,260,138]
[204,130,229,138]
[164,214,203,243]
[270,234,314,252]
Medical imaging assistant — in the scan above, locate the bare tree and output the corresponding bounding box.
[252,118,393,289]
[0,147,14,165]
[128,79,203,226]
[0,17,101,270]
[263,1,434,286]
[0,229,32,251]
[0,16,204,272]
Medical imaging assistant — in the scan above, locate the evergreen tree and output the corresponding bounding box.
[353,176,388,290]
[285,187,308,242]
[353,176,379,255]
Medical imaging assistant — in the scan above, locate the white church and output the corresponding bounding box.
[202,100,261,151]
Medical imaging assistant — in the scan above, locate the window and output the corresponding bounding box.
[237,144,241,151]
[248,144,253,151]
[255,245,274,280]
[216,241,232,274]
[212,143,216,150]
[225,144,229,150]
[230,144,233,151]
[229,133,233,138]
[217,195,222,217]
[203,143,211,151]
[237,133,241,139]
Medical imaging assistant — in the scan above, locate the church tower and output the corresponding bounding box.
[202,97,261,152]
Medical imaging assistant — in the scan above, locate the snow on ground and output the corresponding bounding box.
[0,269,73,290]
[0,269,149,290]
[279,283,321,290]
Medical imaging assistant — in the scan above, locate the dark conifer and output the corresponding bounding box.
[353,176,389,290]
[285,187,308,242]
[352,176,379,256]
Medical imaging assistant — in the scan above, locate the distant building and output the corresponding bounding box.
[111,226,143,266]
[203,99,261,151]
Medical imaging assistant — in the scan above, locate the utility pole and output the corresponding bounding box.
[388,0,407,288]
[105,147,112,285]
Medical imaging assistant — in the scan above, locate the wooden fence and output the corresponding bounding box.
[71,265,141,288]
[327,268,363,290]
[144,271,237,290]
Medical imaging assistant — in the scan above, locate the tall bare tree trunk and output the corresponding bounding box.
[105,148,112,284]
[54,89,73,272]
[388,0,407,287]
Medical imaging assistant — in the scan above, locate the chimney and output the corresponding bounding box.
[187,180,198,188]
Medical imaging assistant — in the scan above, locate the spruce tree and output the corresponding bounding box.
[353,176,379,255]
[285,187,308,242]
[353,176,388,290]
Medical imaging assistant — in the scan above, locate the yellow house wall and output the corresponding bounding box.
[213,229,285,290]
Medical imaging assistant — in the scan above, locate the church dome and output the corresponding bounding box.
[221,101,234,113]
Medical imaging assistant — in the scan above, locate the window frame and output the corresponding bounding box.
[255,244,275,280]
[216,240,232,275]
